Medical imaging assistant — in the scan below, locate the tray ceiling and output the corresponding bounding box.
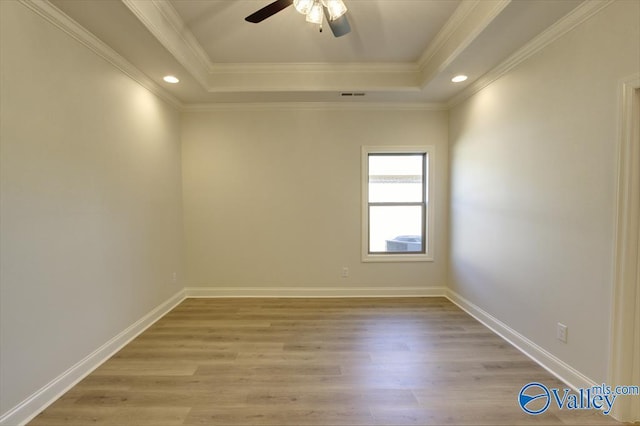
[49,0,585,105]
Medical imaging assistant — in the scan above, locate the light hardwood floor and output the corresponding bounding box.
[29,298,620,425]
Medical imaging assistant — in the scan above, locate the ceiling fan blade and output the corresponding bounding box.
[324,10,351,37]
[245,0,293,23]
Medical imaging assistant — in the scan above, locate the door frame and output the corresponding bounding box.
[609,74,640,422]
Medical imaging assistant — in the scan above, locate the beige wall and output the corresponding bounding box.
[3,0,638,421]
[448,0,640,383]
[0,1,184,415]
[181,107,448,290]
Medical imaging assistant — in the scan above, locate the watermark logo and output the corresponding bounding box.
[518,382,640,416]
[518,382,551,415]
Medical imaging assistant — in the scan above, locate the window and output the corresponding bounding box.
[361,146,434,262]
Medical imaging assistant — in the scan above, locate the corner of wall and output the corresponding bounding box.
[0,290,186,426]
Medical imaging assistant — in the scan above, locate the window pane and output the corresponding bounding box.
[369,205,424,253]
[368,155,423,202]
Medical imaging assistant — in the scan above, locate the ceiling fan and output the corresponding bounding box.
[245,0,351,37]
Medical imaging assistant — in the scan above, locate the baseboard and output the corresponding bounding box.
[187,286,597,393]
[3,286,596,425]
[0,289,186,426]
[185,286,447,298]
[445,289,597,392]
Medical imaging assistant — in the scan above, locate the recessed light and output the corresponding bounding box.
[451,75,468,83]
[163,75,179,84]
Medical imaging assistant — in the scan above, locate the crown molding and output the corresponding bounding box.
[201,70,421,93]
[122,0,422,92]
[19,0,183,109]
[146,2,414,77]
[122,0,508,94]
[121,0,210,88]
[417,0,511,88]
[208,62,418,74]
[447,0,614,108]
[21,0,608,108]
[416,0,480,71]
[117,0,567,99]
[182,101,447,112]
[151,0,216,72]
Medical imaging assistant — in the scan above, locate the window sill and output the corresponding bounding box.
[362,254,434,263]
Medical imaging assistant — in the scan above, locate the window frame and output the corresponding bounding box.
[361,145,435,263]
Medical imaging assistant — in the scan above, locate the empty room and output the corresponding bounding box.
[1,0,639,425]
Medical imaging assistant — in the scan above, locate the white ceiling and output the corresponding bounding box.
[49,0,584,105]
[171,1,461,63]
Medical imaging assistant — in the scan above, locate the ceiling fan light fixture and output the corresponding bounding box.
[293,0,313,15]
[323,0,347,20]
[306,1,324,24]
[244,0,350,37]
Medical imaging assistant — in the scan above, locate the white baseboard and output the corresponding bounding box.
[188,286,599,393]
[0,289,186,426]
[445,289,597,392]
[3,286,597,426]
[185,286,447,298]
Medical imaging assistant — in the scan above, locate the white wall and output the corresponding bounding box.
[181,107,448,291]
[448,0,640,383]
[0,1,184,416]
[4,0,637,421]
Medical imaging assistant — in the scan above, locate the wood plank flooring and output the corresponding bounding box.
[29,298,619,425]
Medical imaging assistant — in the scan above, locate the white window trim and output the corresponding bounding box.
[361,145,435,263]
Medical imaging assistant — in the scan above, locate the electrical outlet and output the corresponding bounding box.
[557,323,568,343]
[172,272,177,283]
[341,267,349,278]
